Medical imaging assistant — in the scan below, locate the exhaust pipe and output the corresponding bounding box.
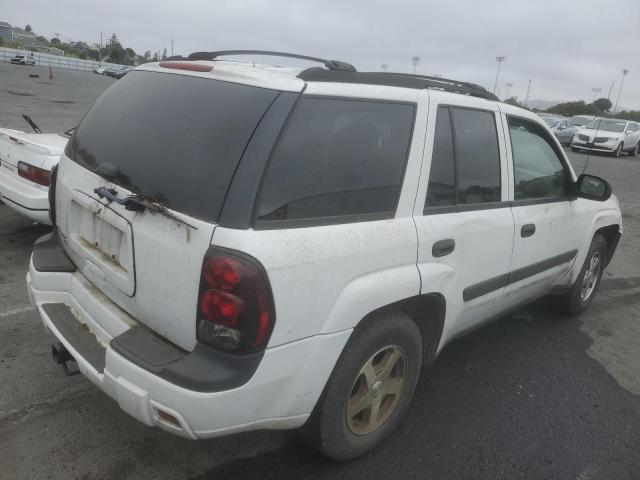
[51,342,80,376]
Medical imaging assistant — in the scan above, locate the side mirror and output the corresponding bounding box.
[574,174,612,201]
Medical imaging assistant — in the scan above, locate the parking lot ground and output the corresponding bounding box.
[1,64,639,479]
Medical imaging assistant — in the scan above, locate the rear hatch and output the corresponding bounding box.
[55,68,282,350]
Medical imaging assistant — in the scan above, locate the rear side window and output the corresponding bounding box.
[257,97,415,225]
[425,106,501,210]
[425,107,455,206]
[66,71,279,222]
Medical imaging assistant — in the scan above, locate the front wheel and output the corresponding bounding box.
[301,310,422,461]
[630,142,639,157]
[557,234,607,315]
[614,143,623,157]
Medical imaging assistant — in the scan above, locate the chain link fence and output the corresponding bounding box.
[0,47,125,71]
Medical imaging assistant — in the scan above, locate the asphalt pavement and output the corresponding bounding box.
[0,62,639,479]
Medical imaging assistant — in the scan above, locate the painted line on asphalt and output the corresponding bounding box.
[0,305,35,318]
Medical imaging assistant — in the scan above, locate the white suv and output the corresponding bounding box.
[27,51,622,461]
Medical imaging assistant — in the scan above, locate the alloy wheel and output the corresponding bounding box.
[580,252,601,301]
[345,345,407,435]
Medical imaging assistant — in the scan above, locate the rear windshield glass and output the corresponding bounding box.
[66,70,279,222]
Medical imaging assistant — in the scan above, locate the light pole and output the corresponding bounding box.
[524,79,532,108]
[505,82,513,100]
[613,69,629,113]
[411,56,420,75]
[591,87,601,102]
[381,63,388,72]
[170,39,174,57]
[98,31,102,67]
[493,56,506,94]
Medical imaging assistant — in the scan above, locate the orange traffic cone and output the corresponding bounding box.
[49,66,53,80]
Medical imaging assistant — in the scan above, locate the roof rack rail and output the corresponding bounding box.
[296,69,499,101]
[187,50,356,72]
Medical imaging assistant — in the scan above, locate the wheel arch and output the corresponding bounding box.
[356,293,446,366]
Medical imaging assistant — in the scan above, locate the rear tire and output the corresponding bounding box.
[571,146,579,152]
[301,310,422,461]
[557,234,607,315]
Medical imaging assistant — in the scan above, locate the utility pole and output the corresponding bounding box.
[493,56,506,94]
[170,39,174,57]
[524,79,532,108]
[591,87,601,102]
[99,31,102,67]
[53,32,61,39]
[381,63,388,72]
[505,82,513,100]
[613,69,629,113]
[411,56,420,75]
[606,80,615,101]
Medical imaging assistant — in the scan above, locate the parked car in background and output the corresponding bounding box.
[28,54,621,461]
[105,66,130,78]
[541,115,575,145]
[570,115,596,128]
[572,118,640,157]
[111,66,133,79]
[0,125,72,224]
[10,53,36,66]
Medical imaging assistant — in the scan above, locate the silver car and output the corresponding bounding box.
[542,116,575,145]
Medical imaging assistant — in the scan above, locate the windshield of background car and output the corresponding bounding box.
[543,117,559,127]
[585,119,626,132]
[65,70,279,222]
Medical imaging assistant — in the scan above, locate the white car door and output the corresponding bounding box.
[626,122,640,149]
[414,94,514,342]
[499,113,581,309]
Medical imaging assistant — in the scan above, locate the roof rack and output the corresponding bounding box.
[187,50,356,72]
[297,69,499,101]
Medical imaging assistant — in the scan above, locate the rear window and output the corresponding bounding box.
[66,70,279,222]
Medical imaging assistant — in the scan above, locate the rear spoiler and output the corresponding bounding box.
[0,128,66,156]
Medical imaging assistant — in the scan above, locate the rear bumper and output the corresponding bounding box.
[27,235,350,438]
[0,165,50,224]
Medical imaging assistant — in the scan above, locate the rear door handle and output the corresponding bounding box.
[521,224,536,238]
[432,239,455,258]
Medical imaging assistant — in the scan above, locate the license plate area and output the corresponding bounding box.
[67,193,135,296]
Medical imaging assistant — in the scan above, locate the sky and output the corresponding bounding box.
[4,0,640,109]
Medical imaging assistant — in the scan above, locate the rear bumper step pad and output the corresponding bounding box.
[42,303,105,373]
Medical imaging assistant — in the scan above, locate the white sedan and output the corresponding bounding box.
[0,127,71,224]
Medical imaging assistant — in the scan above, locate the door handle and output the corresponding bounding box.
[521,224,536,238]
[432,239,455,258]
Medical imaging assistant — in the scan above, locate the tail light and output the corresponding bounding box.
[48,164,58,225]
[196,248,274,353]
[18,161,51,187]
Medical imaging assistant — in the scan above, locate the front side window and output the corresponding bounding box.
[508,116,568,200]
[257,97,415,225]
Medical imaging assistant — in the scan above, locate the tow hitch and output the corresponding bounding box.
[51,342,80,376]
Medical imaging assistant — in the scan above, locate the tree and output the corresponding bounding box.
[504,96,524,108]
[162,48,167,60]
[547,101,597,117]
[50,37,61,45]
[24,24,33,32]
[144,50,151,61]
[593,97,612,113]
